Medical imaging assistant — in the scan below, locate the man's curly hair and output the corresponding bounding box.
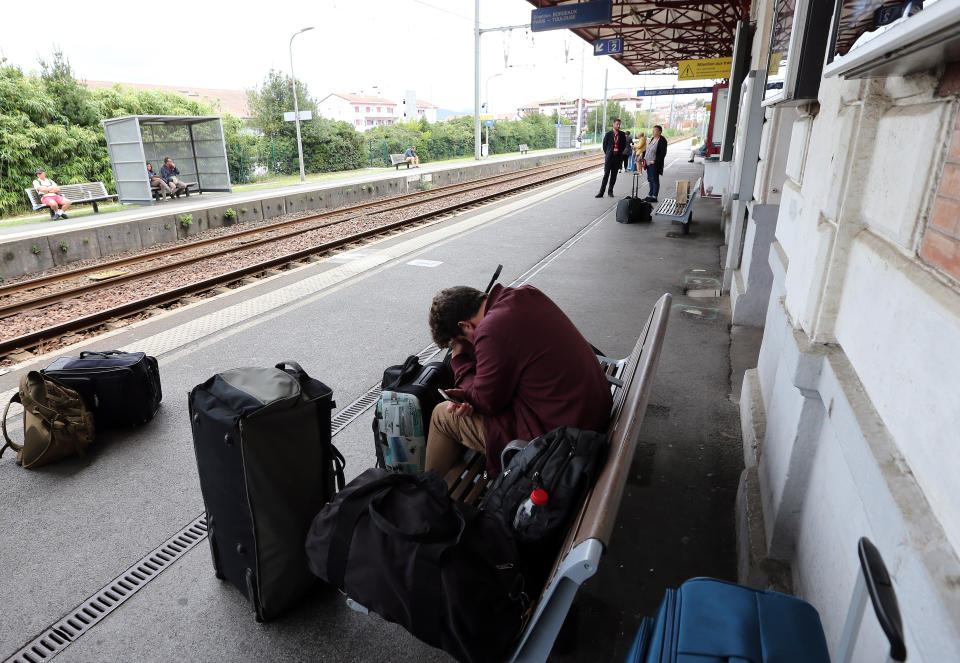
[429,286,487,349]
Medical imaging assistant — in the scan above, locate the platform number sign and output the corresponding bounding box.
[593,38,623,56]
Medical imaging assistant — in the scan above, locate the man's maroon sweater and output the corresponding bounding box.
[451,284,612,475]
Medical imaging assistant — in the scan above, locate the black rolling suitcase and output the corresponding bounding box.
[41,350,161,428]
[188,360,345,621]
[616,173,652,224]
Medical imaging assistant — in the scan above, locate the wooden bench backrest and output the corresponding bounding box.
[570,292,671,550]
[389,154,406,164]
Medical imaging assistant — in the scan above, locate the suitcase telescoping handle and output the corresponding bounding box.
[836,537,907,663]
[79,350,125,358]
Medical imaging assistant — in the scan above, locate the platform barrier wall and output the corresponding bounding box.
[0,149,596,280]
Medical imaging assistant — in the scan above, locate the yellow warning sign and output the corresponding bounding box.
[479,114,494,120]
[768,52,783,75]
[677,57,732,81]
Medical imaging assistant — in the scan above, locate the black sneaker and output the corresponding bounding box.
[60,212,68,219]
[607,191,614,197]
[594,192,603,198]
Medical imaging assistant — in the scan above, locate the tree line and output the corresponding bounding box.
[0,53,565,217]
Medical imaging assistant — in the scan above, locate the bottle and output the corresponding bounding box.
[513,488,550,531]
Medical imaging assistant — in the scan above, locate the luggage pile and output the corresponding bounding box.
[1,350,161,469]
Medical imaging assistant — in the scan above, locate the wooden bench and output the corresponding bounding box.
[653,177,702,235]
[389,154,412,170]
[441,293,672,662]
[519,144,530,155]
[24,182,117,217]
[150,180,199,200]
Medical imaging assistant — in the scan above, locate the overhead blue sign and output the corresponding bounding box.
[593,38,623,56]
[637,87,714,96]
[483,119,494,126]
[531,0,611,32]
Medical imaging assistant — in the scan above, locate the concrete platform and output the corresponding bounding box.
[0,147,595,280]
[0,139,744,662]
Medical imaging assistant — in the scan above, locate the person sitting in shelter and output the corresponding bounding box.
[32,168,71,219]
[424,283,612,477]
[404,146,420,168]
[147,162,173,201]
[160,157,187,197]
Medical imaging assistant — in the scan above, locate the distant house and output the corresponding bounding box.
[84,80,251,119]
[415,99,438,124]
[317,93,399,131]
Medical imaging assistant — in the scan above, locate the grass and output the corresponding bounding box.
[0,146,590,228]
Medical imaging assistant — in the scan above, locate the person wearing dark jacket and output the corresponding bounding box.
[596,118,628,198]
[160,157,187,197]
[425,284,612,477]
[643,124,668,202]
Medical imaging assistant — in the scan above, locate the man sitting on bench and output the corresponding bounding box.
[425,284,612,477]
[32,167,72,219]
[160,157,187,197]
[404,146,420,168]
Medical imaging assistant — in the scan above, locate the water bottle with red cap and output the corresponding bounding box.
[513,487,550,531]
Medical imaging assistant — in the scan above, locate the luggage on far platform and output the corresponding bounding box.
[625,537,907,663]
[372,354,453,473]
[41,350,161,428]
[616,173,652,224]
[188,360,344,622]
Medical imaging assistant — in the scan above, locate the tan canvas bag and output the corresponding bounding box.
[1,371,95,469]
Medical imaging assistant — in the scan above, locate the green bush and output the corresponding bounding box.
[179,214,193,228]
[224,208,237,220]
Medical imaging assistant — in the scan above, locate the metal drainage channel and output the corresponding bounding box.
[4,207,609,662]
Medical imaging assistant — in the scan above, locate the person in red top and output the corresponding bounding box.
[425,284,613,476]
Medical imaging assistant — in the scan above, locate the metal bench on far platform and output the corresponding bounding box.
[653,177,702,235]
[25,182,117,217]
[389,154,412,169]
[518,144,530,154]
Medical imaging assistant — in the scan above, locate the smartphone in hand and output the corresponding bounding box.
[438,388,463,405]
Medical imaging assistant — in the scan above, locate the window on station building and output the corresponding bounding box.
[367,119,373,125]
[366,106,371,112]
[355,119,361,126]
[377,107,382,113]
[354,106,359,112]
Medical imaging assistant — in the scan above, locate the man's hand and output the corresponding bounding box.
[444,388,474,417]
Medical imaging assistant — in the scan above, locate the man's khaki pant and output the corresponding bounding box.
[405,155,420,166]
[425,402,485,474]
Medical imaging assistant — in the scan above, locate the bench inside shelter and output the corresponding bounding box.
[389,154,412,169]
[653,177,702,235]
[518,144,530,155]
[441,292,672,662]
[24,182,117,217]
[150,180,199,200]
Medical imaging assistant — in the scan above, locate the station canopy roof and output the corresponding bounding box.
[525,0,751,74]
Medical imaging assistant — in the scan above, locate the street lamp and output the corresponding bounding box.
[289,26,314,183]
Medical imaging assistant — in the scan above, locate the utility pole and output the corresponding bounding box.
[474,0,481,161]
[575,43,585,146]
[601,69,609,134]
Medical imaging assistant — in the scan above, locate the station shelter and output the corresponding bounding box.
[101,115,232,205]
[528,0,960,659]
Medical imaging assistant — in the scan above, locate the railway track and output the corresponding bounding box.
[0,154,602,361]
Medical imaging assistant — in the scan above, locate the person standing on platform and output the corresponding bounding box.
[622,131,633,172]
[596,118,627,198]
[643,125,668,203]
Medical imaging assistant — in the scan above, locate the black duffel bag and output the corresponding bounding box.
[306,468,528,663]
[41,350,162,428]
[482,426,608,543]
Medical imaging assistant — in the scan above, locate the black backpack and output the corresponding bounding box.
[305,469,528,663]
[482,426,608,543]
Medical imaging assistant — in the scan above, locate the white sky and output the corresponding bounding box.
[0,0,688,114]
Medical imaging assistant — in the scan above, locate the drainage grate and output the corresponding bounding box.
[4,516,207,663]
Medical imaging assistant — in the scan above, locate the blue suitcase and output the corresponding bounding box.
[625,538,906,663]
